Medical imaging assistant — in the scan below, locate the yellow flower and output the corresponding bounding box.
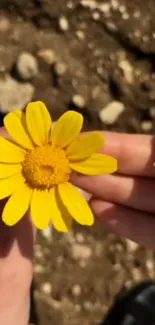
[0,101,117,231]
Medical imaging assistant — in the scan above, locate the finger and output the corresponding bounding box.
[90,198,155,250]
[0,209,36,325]
[72,173,155,213]
[100,132,155,177]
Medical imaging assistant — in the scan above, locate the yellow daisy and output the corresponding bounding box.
[0,101,117,231]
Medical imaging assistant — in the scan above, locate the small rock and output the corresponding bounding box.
[35,245,43,259]
[132,268,143,282]
[150,106,155,118]
[72,94,86,108]
[59,16,69,32]
[141,120,152,132]
[71,244,92,260]
[34,264,44,274]
[41,226,52,240]
[0,16,10,32]
[146,259,154,278]
[122,12,129,20]
[76,30,85,40]
[41,282,52,295]
[81,0,97,10]
[72,284,81,296]
[110,0,119,10]
[126,239,139,252]
[54,61,67,76]
[92,11,100,20]
[75,233,84,244]
[106,21,118,32]
[65,231,76,244]
[119,5,126,13]
[113,263,121,271]
[146,259,154,271]
[67,1,74,9]
[38,49,56,65]
[99,3,110,13]
[84,301,92,311]
[99,101,125,124]
[115,243,124,253]
[16,52,38,81]
[118,59,134,84]
[0,75,34,113]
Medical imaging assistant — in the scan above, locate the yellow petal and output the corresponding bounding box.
[0,137,25,163]
[0,172,25,199]
[26,101,52,146]
[4,110,34,150]
[31,189,51,229]
[70,153,118,175]
[0,163,22,179]
[58,182,94,226]
[51,111,83,148]
[67,131,104,161]
[13,109,23,118]
[2,184,32,226]
[50,187,72,232]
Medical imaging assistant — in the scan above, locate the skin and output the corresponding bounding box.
[0,129,155,324]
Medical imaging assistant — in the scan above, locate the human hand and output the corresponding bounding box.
[0,128,35,325]
[72,133,155,250]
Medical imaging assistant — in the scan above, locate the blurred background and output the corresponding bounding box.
[0,0,155,324]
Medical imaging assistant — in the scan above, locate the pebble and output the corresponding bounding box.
[99,3,110,13]
[99,100,125,124]
[126,239,139,252]
[54,61,67,76]
[41,282,52,295]
[58,16,69,32]
[71,244,92,260]
[146,260,154,278]
[92,11,100,20]
[72,94,86,108]
[132,268,143,282]
[76,30,85,40]
[72,284,81,296]
[38,48,56,65]
[111,0,119,10]
[41,226,52,240]
[83,301,92,311]
[0,75,34,113]
[35,245,43,259]
[119,5,126,13]
[119,59,134,84]
[34,264,44,274]
[75,233,84,244]
[122,12,129,20]
[113,263,121,271]
[16,52,39,81]
[81,0,97,10]
[141,120,152,132]
[0,16,10,32]
[150,106,155,118]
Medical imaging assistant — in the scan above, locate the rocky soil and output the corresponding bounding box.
[0,1,155,325]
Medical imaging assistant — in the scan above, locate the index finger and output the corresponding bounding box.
[101,132,155,177]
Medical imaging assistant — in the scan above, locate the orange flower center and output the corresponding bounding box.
[22,145,71,189]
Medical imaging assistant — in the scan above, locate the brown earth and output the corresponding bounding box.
[0,1,155,325]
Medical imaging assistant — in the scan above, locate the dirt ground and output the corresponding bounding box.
[0,1,155,324]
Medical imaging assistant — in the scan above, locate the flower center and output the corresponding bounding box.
[22,145,71,189]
